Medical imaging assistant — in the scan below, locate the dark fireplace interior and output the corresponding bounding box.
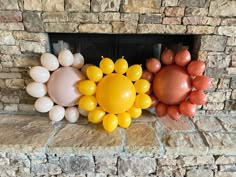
[49,33,200,66]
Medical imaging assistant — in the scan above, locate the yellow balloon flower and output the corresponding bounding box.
[127,105,142,118]
[135,93,152,109]
[134,79,150,94]
[126,64,142,81]
[114,57,128,74]
[78,95,97,111]
[77,80,96,96]
[118,112,131,128]
[88,107,105,123]
[103,114,118,132]
[99,57,114,74]
[86,66,103,82]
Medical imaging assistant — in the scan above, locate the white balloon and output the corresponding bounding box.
[49,105,65,122]
[65,107,79,123]
[30,66,50,83]
[34,96,54,113]
[40,53,59,71]
[26,82,47,98]
[78,107,88,117]
[58,49,74,67]
[72,53,84,69]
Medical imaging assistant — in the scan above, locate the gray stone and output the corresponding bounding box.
[165,25,186,34]
[158,157,177,166]
[216,156,236,165]
[79,24,112,33]
[185,7,208,16]
[121,0,161,13]
[42,0,64,11]
[24,0,42,11]
[95,156,117,175]
[227,37,236,46]
[222,18,236,26]
[225,100,236,111]
[165,7,185,16]
[186,169,213,177]
[0,11,22,22]
[216,172,236,177]
[118,157,156,176]
[4,104,18,111]
[178,156,214,167]
[1,62,13,67]
[32,163,62,175]
[219,164,236,172]
[112,22,137,33]
[156,165,176,177]
[0,73,21,79]
[162,0,178,6]
[225,47,236,54]
[60,156,95,174]
[0,45,20,55]
[66,0,90,12]
[42,12,68,22]
[0,0,19,10]
[206,53,230,68]
[0,166,16,176]
[218,79,230,91]
[193,116,223,132]
[218,26,236,37]
[91,0,120,12]
[205,68,225,78]
[207,92,226,103]
[232,90,236,99]
[200,35,227,51]
[23,11,44,32]
[209,0,236,17]
[99,13,120,22]
[139,14,162,24]
[231,77,236,89]
[120,13,139,22]
[183,17,221,26]
[137,24,165,33]
[13,31,48,42]
[19,41,47,53]
[18,104,35,112]
[0,22,24,31]
[1,95,19,103]
[13,55,40,67]
[5,79,25,89]
[0,31,14,45]
[179,0,209,7]
[69,13,98,23]
[187,25,215,34]
[203,102,225,111]
[44,23,78,32]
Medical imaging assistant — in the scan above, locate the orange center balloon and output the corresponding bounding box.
[96,73,136,114]
[153,65,192,105]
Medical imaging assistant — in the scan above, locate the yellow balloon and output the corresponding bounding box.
[118,112,131,128]
[126,65,142,81]
[135,93,152,109]
[86,66,103,82]
[88,107,105,123]
[127,105,142,118]
[77,80,96,96]
[114,58,128,74]
[100,57,114,74]
[96,73,136,114]
[103,114,118,132]
[134,79,151,94]
[78,95,97,111]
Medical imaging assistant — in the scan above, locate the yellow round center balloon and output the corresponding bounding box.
[96,73,136,114]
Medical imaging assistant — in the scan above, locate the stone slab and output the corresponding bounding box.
[209,0,236,17]
[124,123,161,156]
[0,114,54,153]
[193,116,224,132]
[217,117,236,133]
[49,124,123,155]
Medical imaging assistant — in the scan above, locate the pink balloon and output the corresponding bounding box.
[47,67,85,107]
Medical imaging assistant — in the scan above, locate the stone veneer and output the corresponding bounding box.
[0,0,236,176]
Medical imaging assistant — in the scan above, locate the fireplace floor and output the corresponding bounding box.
[0,111,235,156]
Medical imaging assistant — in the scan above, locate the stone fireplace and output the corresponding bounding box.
[0,0,236,176]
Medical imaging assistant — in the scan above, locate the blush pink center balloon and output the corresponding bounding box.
[47,67,85,107]
[153,65,192,105]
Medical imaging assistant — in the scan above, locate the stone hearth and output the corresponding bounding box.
[0,0,236,176]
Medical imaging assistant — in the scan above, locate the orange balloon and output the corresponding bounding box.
[167,106,181,120]
[174,49,191,67]
[150,95,158,107]
[179,101,196,117]
[146,58,161,73]
[161,49,175,65]
[193,76,211,90]
[187,60,205,76]
[153,65,192,105]
[141,70,153,82]
[155,103,168,117]
[189,90,207,105]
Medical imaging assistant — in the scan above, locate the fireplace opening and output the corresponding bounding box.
[49,33,200,66]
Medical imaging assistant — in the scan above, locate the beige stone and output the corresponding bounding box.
[18,104,35,112]
[183,17,221,26]
[137,24,165,33]
[1,62,13,67]
[0,45,20,55]
[216,156,236,165]
[120,13,139,22]
[185,7,208,16]
[218,79,230,91]
[218,26,236,37]
[69,13,98,23]
[42,0,64,11]
[13,55,40,67]
[207,92,226,102]
[217,117,236,132]
[13,31,48,42]
[203,102,225,111]
[20,41,47,54]
[0,22,24,31]
[5,79,25,89]
[0,73,21,79]
[92,0,120,12]
[112,22,137,33]
[0,0,19,10]
[66,0,90,12]
[165,7,185,17]
[99,13,120,22]
[209,0,236,17]
[125,123,160,155]
[0,11,22,22]
[49,124,122,155]
[193,116,223,132]
[121,0,161,13]
[79,24,112,33]
[42,12,68,22]
[204,132,236,155]
[227,68,236,75]
[163,17,181,24]
[165,25,186,34]
[232,89,236,99]
[186,169,213,177]
[216,172,236,177]
[24,0,42,11]
[133,110,156,123]
[162,0,178,6]
[179,156,214,167]
[222,18,236,25]
[3,104,18,111]
[187,25,215,34]
[1,95,19,103]
[0,114,54,153]
[44,23,78,32]
[0,31,15,45]
[227,37,236,46]
[164,132,208,156]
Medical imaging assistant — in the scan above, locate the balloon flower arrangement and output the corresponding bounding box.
[143,49,211,120]
[26,49,151,132]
